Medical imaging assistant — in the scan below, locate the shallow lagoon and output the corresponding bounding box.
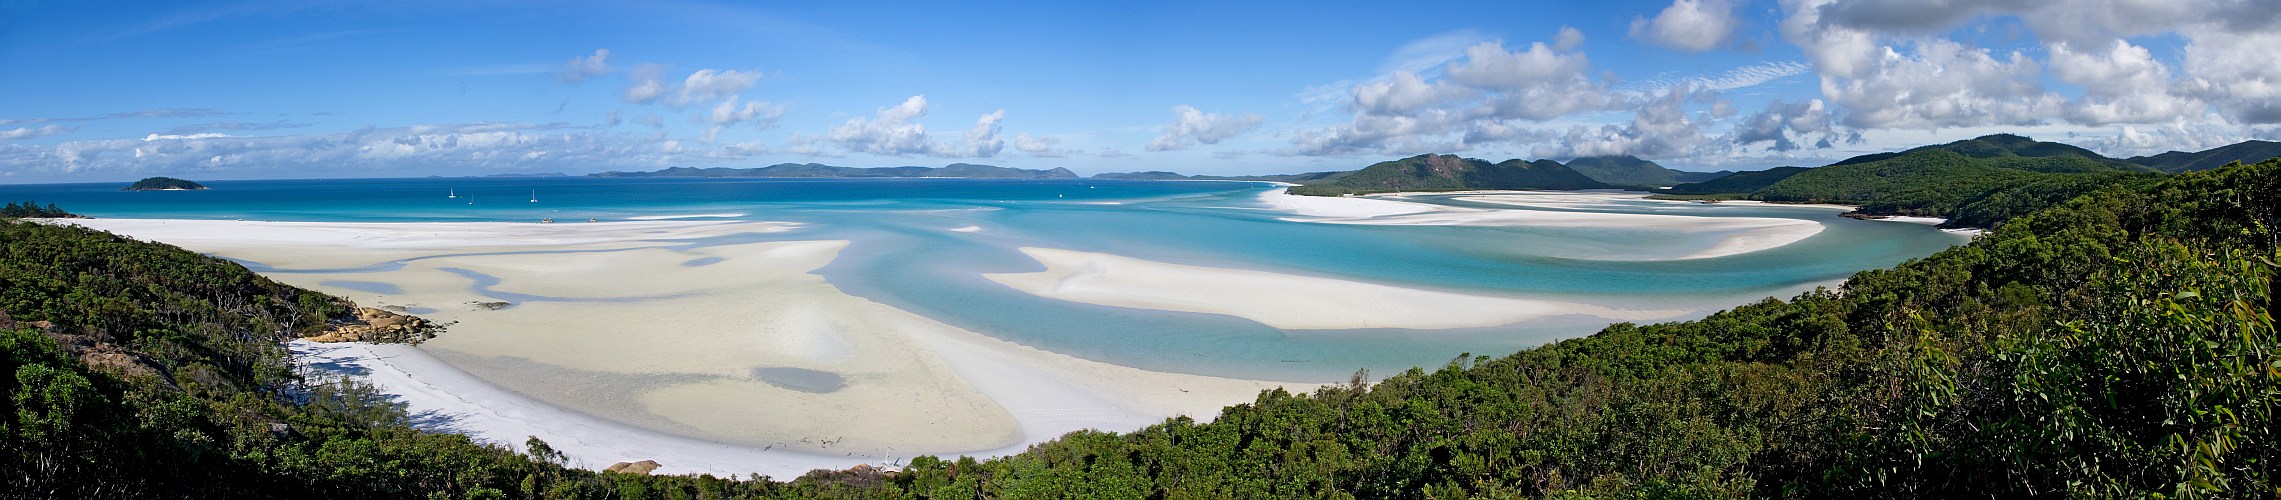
[11,177,1968,382]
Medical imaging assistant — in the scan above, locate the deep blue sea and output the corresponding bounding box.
[2,177,1967,381]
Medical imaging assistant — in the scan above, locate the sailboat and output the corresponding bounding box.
[448,188,457,199]
[529,190,538,203]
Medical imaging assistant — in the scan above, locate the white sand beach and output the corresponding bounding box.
[624,212,749,220]
[66,218,1309,477]
[1256,189,1826,260]
[985,247,1688,330]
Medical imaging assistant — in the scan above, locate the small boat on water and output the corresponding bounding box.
[529,190,538,203]
[448,188,457,198]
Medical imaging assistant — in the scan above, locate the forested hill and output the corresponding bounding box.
[1561,155,1728,187]
[2128,140,2281,173]
[1660,166,1810,195]
[123,176,208,191]
[4,160,2276,497]
[589,163,1079,179]
[1664,135,2281,227]
[1662,134,2167,226]
[1286,153,1610,195]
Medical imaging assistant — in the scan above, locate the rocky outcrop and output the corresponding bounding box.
[604,460,662,475]
[304,307,440,344]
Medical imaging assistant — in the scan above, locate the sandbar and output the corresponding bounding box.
[1255,189,1826,260]
[985,247,1687,330]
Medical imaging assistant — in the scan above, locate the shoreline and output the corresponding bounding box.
[1255,187,1982,251]
[1254,188,1832,260]
[1265,186,1988,232]
[986,247,1689,330]
[60,218,1313,478]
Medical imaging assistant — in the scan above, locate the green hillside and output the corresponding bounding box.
[1560,155,1729,187]
[2127,140,2281,173]
[1662,166,1811,196]
[5,158,2276,498]
[1750,135,2160,219]
[1561,155,1677,187]
[1287,154,1610,196]
[1659,136,2281,224]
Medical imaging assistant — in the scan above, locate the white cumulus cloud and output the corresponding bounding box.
[554,48,612,83]
[1817,38,2056,129]
[828,95,936,156]
[623,64,669,104]
[675,69,762,106]
[0,125,72,141]
[1013,132,1072,158]
[1147,105,1264,151]
[961,109,1005,158]
[2049,39,2205,125]
[1630,0,1742,52]
[698,96,786,142]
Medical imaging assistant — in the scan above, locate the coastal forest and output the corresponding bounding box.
[3,157,2277,498]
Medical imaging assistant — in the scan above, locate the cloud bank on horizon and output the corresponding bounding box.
[2,0,2277,182]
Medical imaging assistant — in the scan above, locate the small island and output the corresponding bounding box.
[123,176,209,191]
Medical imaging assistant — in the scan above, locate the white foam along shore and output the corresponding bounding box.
[986,247,1688,330]
[59,218,796,250]
[623,213,749,220]
[1256,188,1828,260]
[60,218,1310,478]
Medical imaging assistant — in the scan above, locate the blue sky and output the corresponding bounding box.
[3,0,2278,183]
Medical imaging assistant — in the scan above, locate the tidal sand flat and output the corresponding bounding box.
[986,247,1689,330]
[67,218,1307,476]
[1257,189,1826,260]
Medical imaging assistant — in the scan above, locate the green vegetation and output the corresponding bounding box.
[1563,155,1675,186]
[1655,135,2165,227]
[0,202,77,219]
[1755,149,2084,215]
[1288,154,1609,196]
[2127,140,2281,173]
[1667,135,2280,228]
[0,221,840,498]
[1562,155,1725,187]
[1661,166,1811,196]
[124,177,208,191]
[5,157,2276,497]
[862,159,2275,498]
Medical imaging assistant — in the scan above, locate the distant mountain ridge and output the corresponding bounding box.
[591,163,1079,179]
[1661,166,1811,196]
[1104,154,1724,191]
[1561,155,1728,187]
[1286,153,1610,196]
[2125,140,2281,173]
[1090,171,1193,181]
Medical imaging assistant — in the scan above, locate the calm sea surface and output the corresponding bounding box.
[3,177,1967,381]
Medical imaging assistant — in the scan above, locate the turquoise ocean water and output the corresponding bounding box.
[3,177,1966,382]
